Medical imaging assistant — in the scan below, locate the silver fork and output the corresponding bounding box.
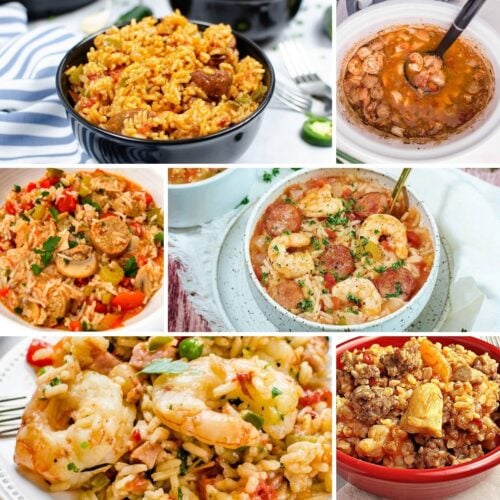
[0,396,26,436]
[483,336,500,348]
[274,81,329,117]
[279,40,332,113]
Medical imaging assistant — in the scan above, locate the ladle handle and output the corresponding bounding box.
[436,0,487,58]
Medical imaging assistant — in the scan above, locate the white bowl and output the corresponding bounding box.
[336,0,500,163]
[244,168,441,332]
[0,167,164,333]
[168,168,257,228]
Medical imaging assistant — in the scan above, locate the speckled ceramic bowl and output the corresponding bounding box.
[243,168,441,332]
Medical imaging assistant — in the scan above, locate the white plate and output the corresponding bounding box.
[0,338,74,500]
[0,167,165,333]
[213,204,452,332]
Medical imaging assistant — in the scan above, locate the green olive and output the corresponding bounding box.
[178,338,203,360]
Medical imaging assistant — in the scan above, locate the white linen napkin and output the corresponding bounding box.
[169,168,500,332]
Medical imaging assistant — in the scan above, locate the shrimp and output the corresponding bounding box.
[359,214,409,259]
[152,355,303,448]
[15,369,136,489]
[268,233,314,279]
[298,184,344,218]
[331,277,382,316]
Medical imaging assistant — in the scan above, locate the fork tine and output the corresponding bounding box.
[0,415,22,424]
[0,396,26,404]
[0,406,25,414]
[0,427,20,436]
[275,88,310,113]
[276,85,311,105]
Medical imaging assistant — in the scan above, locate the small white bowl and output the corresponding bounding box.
[244,168,441,332]
[0,167,164,333]
[336,0,500,163]
[168,168,257,228]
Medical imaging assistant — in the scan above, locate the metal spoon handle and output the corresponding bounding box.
[436,0,487,58]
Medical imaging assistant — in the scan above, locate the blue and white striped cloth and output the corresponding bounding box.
[0,2,89,163]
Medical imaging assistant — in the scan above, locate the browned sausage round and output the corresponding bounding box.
[270,280,304,311]
[354,192,390,220]
[90,217,131,256]
[319,244,354,279]
[191,69,233,100]
[264,203,303,237]
[374,267,415,301]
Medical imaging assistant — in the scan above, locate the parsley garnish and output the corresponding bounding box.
[261,272,269,285]
[67,462,80,472]
[154,232,164,247]
[13,185,21,193]
[138,359,189,375]
[81,197,101,211]
[33,236,61,267]
[49,206,59,221]
[347,293,361,305]
[49,377,61,387]
[30,264,44,276]
[123,256,138,278]
[298,299,314,312]
[273,244,279,253]
[239,196,249,206]
[385,282,403,298]
[311,237,321,250]
[177,449,189,476]
[69,240,78,249]
[325,211,349,227]
[271,387,282,398]
[284,197,294,204]
[374,265,387,273]
[391,260,405,270]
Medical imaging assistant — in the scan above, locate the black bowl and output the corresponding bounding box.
[168,0,303,43]
[56,20,275,164]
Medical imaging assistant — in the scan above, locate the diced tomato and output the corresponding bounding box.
[144,192,153,206]
[137,255,147,267]
[5,200,16,215]
[25,182,37,193]
[323,273,336,291]
[380,239,393,252]
[26,339,54,367]
[407,230,422,248]
[236,372,253,397]
[55,191,77,214]
[80,97,97,109]
[99,313,124,330]
[120,277,133,288]
[92,300,108,314]
[20,201,33,211]
[325,228,337,240]
[341,188,353,200]
[126,474,149,493]
[0,287,9,297]
[111,291,145,311]
[254,480,277,500]
[362,352,373,364]
[69,320,82,332]
[129,222,143,237]
[131,428,142,443]
[298,389,332,408]
[39,177,59,188]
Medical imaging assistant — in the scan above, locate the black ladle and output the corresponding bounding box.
[404,0,488,94]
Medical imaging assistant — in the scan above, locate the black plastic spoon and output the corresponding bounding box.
[404,0,488,93]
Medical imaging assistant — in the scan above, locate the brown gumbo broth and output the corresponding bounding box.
[341,25,494,141]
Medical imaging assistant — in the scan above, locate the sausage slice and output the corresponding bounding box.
[354,192,389,220]
[90,217,131,256]
[191,69,233,100]
[318,244,354,279]
[270,280,304,311]
[264,203,302,237]
[374,267,415,301]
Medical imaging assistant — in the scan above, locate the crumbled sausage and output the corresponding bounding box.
[337,369,354,395]
[415,438,449,468]
[380,343,422,378]
[453,444,484,462]
[350,385,395,425]
[472,354,498,377]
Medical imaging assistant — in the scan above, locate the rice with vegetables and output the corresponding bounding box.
[66,12,267,140]
[15,336,332,498]
[337,337,499,468]
[0,169,163,330]
[250,172,434,326]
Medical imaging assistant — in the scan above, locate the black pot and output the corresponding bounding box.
[0,0,97,20]
[56,21,275,164]
[169,0,302,43]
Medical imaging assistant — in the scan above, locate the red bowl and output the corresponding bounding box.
[336,336,500,500]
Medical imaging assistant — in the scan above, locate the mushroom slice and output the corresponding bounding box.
[55,244,98,279]
[90,217,131,256]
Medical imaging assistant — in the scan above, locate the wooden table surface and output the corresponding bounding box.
[168,169,500,332]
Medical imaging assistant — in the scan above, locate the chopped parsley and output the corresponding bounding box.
[13,185,21,193]
[374,265,387,273]
[80,441,89,449]
[20,213,30,222]
[346,306,359,315]
[298,299,314,312]
[239,196,249,206]
[311,237,321,250]
[81,196,101,211]
[69,240,78,249]
[41,191,50,197]
[48,206,59,221]
[261,272,269,285]
[30,264,44,276]
[271,387,282,398]
[347,293,361,305]
[138,359,189,375]
[177,449,189,476]
[385,282,403,298]
[123,256,138,278]
[272,244,279,253]
[391,259,405,270]
[262,168,280,183]
[243,411,264,430]
[33,236,61,267]
[284,197,294,204]
[297,280,304,288]
[178,487,184,500]
[325,210,349,227]
[49,377,61,387]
